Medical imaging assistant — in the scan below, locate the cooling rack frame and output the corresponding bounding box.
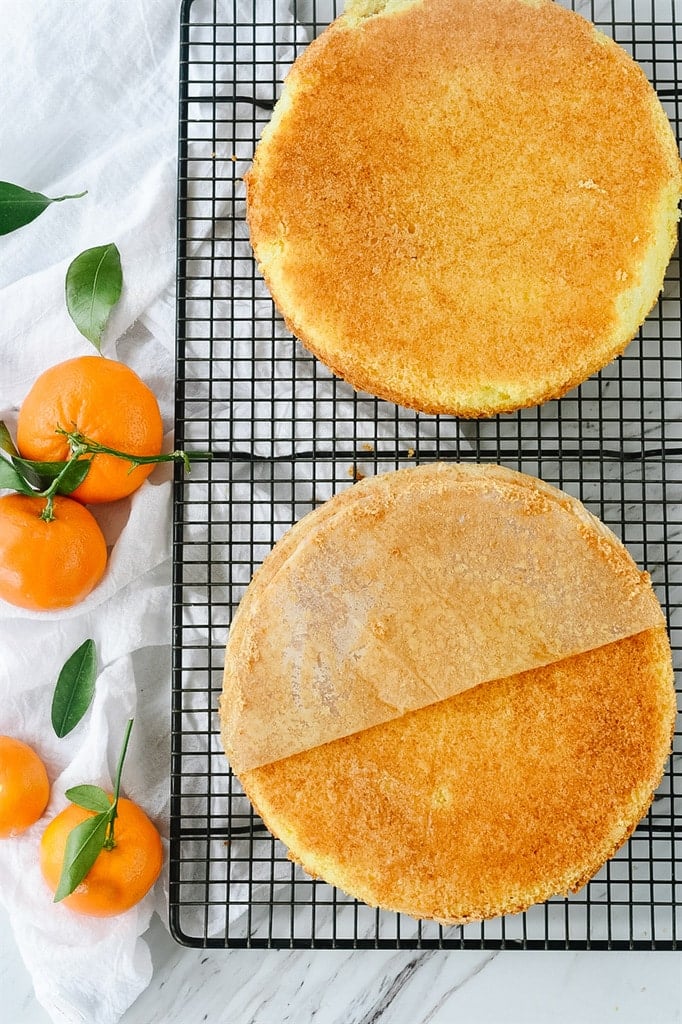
[171,0,682,949]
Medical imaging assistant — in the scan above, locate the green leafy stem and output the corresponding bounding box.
[38,453,91,522]
[55,718,134,902]
[0,180,87,237]
[60,426,195,473]
[0,420,211,521]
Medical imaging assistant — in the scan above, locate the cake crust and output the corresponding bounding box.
[220,464,676,923]
[246,0,682,416]
[241,628,676,924]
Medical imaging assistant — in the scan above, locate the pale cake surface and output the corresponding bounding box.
[246,0,682,416]
[241,628,676,924]
[222,463,664,772]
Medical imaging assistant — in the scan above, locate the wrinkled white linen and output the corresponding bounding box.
[0,1,299,1021]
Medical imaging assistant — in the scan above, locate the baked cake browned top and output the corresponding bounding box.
[246,0,682,416]
[241,629,674,924]
[220,464,676,923]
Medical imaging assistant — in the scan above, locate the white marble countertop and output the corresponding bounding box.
[2,905,680,1023]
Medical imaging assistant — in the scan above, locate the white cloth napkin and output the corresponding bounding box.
[0,1,300,1021]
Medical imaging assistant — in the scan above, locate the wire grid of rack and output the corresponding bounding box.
[171,0,682,949]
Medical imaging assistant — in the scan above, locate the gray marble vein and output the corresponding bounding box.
[419,952,499,1024]
[2,907,682,1023]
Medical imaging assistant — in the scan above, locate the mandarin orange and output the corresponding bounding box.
[40,796,163,916]
[0,493,107,611]
[0,736,50,838]
[16,356,164,504]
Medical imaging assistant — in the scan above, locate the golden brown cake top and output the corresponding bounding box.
[246,0,682,415]
[221,463,664,771]
[242,627,676,923]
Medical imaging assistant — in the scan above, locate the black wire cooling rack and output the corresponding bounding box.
[171,0,682,949]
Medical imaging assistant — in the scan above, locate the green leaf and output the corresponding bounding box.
[53,811,108,903]
[65,243,122,350]
[54,457,92,495]
[51,639,97,738]
[0,181,86,236]
[0,457,34,495]
[0,421,19,458]
[8,455,91,494]
[65,785,111,815]
[10,456,66,491]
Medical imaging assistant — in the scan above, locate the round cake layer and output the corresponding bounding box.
[241,628,675,923]
[221,463,676,923]
[222,463,664,772]
[246,0,682,416]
